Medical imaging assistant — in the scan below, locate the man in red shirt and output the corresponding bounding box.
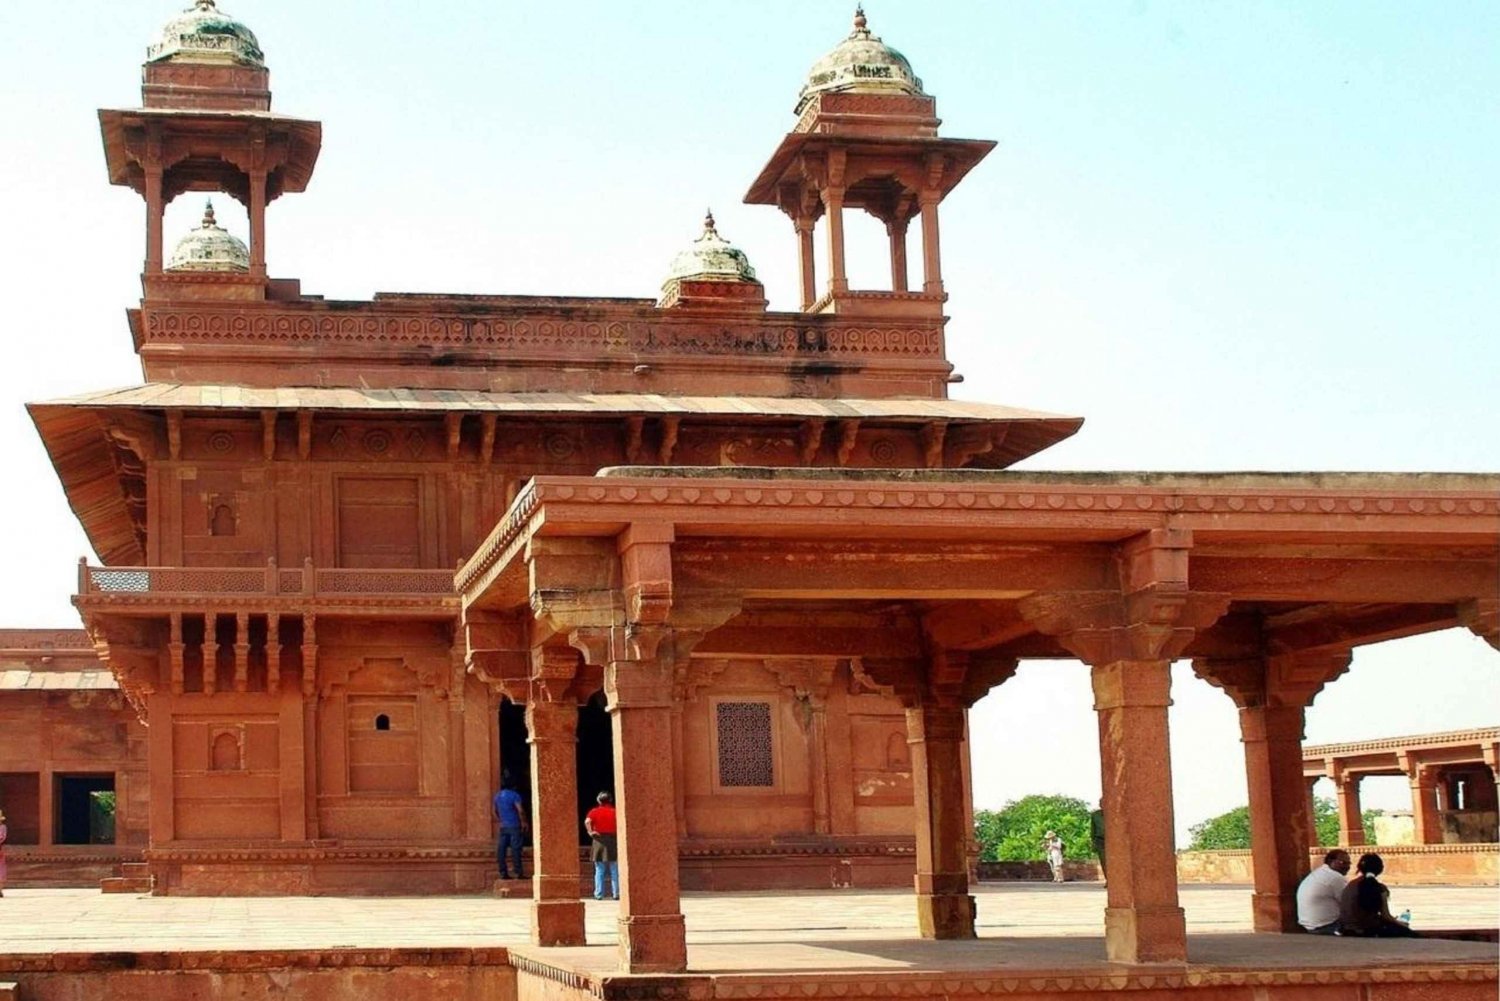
[584,791,618,900]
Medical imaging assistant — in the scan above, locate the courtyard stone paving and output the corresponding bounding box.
[0,883,1494,962]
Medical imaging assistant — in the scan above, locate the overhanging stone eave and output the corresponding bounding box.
[26,402,145,567]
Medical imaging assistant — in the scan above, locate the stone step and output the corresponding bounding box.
[0,980,17,1000]
[100,876,154,894]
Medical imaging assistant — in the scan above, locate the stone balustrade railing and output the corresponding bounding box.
[78,560,456,598]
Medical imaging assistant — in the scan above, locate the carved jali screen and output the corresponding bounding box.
[715,701,774,788]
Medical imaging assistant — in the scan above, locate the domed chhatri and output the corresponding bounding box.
[664,211,757,286]
[795,5,925,114]
[148,0,264,67]
[167,201,250,272]
[658,211,764,309]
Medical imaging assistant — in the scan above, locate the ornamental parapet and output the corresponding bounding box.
[133,295,951,393]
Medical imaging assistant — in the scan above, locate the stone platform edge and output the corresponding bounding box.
[507,949,1498,1000]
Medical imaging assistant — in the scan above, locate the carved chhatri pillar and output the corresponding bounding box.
[909,700,975,939]
[1194,650,1349,933]
[607,641,687,973]
[1331,762,1366,846]
[1020,527,1229,963]
[794,215,817,310]
[887,217,910,292]
[527,646,585,947]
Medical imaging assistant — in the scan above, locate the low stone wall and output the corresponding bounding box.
[0,948,515,1001]
[1177,844,1500,885]
[977,860,1102,882]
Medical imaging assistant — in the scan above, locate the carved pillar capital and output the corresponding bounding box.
[1020,589,1231,665]
[1192,649,1351,711]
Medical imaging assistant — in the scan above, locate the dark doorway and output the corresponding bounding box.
[576,690,615,845]
[54,774,115,845]
[498,696,530,798]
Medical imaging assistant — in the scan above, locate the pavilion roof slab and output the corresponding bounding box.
[456,469,1500,614]
[1305,727,1500,759]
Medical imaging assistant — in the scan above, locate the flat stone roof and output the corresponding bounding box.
[599,467,1500,490]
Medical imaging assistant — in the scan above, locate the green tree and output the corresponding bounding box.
[1187,805,1251,850]
[974,794,1094,862]
[1188,798,1381,851]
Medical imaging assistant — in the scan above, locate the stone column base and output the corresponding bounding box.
[1104,905,1187,963]
[618,912,687,973]
[532,899,585,947]
[916,892,976,939]
[1250,890,1299,933]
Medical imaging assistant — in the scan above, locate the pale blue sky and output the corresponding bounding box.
[0,2,1494,840]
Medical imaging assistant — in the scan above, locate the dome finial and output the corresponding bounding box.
[202,199,218,228]
[194,0,217,9]
[703,208,717,234]
[853,5,867,34]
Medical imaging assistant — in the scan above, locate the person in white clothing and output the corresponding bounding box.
[1296,849,1352,933]
[1043,830,1066,883]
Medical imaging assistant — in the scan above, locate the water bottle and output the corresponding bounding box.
[1398,908,1411,924]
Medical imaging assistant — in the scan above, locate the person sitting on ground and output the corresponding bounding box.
[1339,853,1416,937]
[1295,848,1350,934]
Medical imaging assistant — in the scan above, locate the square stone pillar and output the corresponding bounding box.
[908,703,975,939]
[527,693,585,946]
[1332,766,1366,846]
[1406,761,1443,845]
[1092,659,1186,963]
[1239,703,1313,932]
[607,654,686,973]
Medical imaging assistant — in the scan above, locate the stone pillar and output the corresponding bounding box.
[1194,651,1349,933]
[249,169,268,277]
[233,612,250,693]
[887,217,910,292]
[919,190,943,294]
[607,651,687,972]
[795,216,817,310]
[1305,777,1321,847]
[1092,658,1186,962]
[908,702,975,939]
[825,188,849,296]
[1332,765,1366,846]
[809,696,831,836]
[1406,760,1442,845]
[1238,702,1313,932]
[144,165,164,275]
[527,676,585,946]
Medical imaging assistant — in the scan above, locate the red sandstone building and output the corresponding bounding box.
[23,0,1500,975]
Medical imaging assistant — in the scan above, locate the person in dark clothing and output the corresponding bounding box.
[1339,853,1416,937]
[492,780,529,879]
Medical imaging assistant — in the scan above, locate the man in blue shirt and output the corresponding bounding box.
[492,781,529,879]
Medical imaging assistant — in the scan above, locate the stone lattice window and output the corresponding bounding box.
[715,701,774,788]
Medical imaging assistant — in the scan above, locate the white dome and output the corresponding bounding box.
[148,0,264,67]
[796,6,925,114]
[167,201,250,272]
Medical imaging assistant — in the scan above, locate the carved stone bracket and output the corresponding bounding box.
[1193,650,1352,711]
[1019,589,1232,665]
